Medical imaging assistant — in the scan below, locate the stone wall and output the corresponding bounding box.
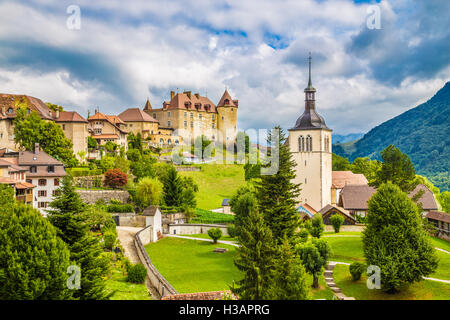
[168,223,229,236]
[175,166,201,172]
[76,190,130,204]
[134,226,178,298]
[112,213,146,228]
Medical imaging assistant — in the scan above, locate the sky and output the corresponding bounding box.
[0,0,449,136]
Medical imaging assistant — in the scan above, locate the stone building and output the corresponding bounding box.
[288,55,332,212]
[88,111,128,150]
[54,111,89,160]
[143,89,238,145]
[0,157,34,205]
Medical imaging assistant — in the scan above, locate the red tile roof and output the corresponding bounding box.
[118,108,158,122]
[332,171,368,189]
[0,94,53,120]
[55,111,88,123]
[426,211,450,224]
[217,89,237,107]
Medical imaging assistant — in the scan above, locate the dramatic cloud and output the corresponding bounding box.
[0,0,448,136]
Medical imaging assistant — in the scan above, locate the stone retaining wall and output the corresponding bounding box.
[76,190,130,204]
[112,213,146,227]
[134,226,178,298]
[168,223,229,236]
[324,224,365,233]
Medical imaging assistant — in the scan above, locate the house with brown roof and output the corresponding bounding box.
[318,204,356,225]
[425,211,450,240]
[338,183,438,218]
[0,94,89,159]
[331,171,368,205]
[88,110,128,152]
[0,158,34,205]
[144,89,238,145]
[16,143,66,215]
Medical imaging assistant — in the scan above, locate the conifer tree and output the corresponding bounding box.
[362,182,438,293]
[232,208,277,300]
[162,166,183,207]
[0,204,71,299]
[255,126,301,244]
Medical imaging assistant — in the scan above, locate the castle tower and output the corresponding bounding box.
[216,89,238,144]
[288,54,332,211]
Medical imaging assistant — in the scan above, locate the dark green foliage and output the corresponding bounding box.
[0,204,71,299]
[130,155,157,182]
[181,187,197,209]
[372,145,418,192]
[233,208,277,300]
[351,157,382,185]
[308,214,324,238]
[207,228,222,243]
[244,162,262,181]
[229,184,257,235]
[332,153,352,171]
[272,239,310,300]
[349,262,365,281]
[106,204,134,213]
[255,127,301,245]
[103,232,116,250]
[127,132,143,151]
[362,182,439,292]
[87,136,98,150]
[334,82,450,191]
[298,228,309,243]
[162,166,183,207]
[13,108,77,167]
[227,224,238,238]
[438,191,450,213]
[330,214,345,233]
[0,184,15,213]
[297,238,331,288]
[127,264,147,283]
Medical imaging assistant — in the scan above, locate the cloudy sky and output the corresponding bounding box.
[0,0,449,136]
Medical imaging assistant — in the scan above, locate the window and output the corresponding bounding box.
[7,108,13,114]
[199,114,202,119]
[38,179,47,186]
[160,138,164,144]
[190,113,193,119]
[212,123,215,129]
[47,166,55,173]
[168,120,171,126]
[168,112,171,118]
[54,178,60,186]
[153,113,156,118]
[298,136,305,152]
[222,116,224,120]
[62,124,65,130]
[212,114,215,120]
[184,121,187,127]
[306,135,312,152]
[184,112,187,118]
[94,129,102,134]
[38,190,47,197]
[52,190,60,197]
[30,166,37,173]
[168,139,172,144]
[26,179,32,184]
[38,202,47,208]
[190,121,194,128]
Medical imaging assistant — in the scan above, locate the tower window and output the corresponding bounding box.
[306,135,312,152]
[298,136,305,152]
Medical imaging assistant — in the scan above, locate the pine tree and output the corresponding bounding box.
[255,126,301,244]
[0,204,72,299]
[229,184,258,236]
[48,176,110,300]
[232,208,277,300]
[272,238,310,299]
[297,238,331,288]
[362,182,438,293]
[162,166,183,207]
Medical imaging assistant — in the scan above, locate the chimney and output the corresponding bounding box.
[184,91,191,99]
[34,143,40,155]
[56,110,60,119]
[170,91,175,100]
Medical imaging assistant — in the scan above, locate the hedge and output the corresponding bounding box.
[106,204,134,213]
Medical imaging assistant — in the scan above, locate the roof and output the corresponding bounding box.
[332,171,368,189]
[18,149,64,166]
[318,204,355,221]
[92,134,119,140]
[340,184,438,211]
[426,211,450,224]
[0,94,54,120]
[340,185,377,210]
[409,184,438,210]
[88,112,128,133]
[118,108,158,123]
[0,158,26,172]
[15,182,35,189]
[152,91,218,113]
[298,204,317,218]
[142,206,161,216]
[222,199,230,206]
[55,111,88,123]
[217,89,237,107]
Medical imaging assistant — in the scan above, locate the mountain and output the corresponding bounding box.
[334,81,450,191]
[332,133,364,144]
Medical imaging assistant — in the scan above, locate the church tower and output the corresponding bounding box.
[288,54,332,212]
[217,89,238,144]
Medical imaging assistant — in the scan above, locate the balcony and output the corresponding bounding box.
[16,194,33,204]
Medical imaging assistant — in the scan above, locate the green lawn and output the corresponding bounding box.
[181,233,237,242]
[431,251,450,280]
[429,237,450,252]
[191,208,235,224]
[179,164,245,210]
[326,236,365,263]
[146,237,334,299]
[105,263,151,300]
[333,264,450,300]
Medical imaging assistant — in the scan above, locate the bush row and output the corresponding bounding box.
[106,204,134,213]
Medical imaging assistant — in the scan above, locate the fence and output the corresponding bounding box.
[134,225,178,298]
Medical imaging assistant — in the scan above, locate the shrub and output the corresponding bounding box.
[103,231,116,250]
[106,203,134,213]
[208,228,222,243]
[104,169,128,189]
[298,228,309,243]
[109,198,122,205]
[349,262,365,281]
[308,214,324,238]
[330,214,345,233]
[227,224,238,238]
[127,264,147,283]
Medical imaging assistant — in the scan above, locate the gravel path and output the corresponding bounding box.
[117,226,159,299]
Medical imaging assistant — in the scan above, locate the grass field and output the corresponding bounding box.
[178,164,245,210]
[333,264,450,300]
[105,263,151,300]
[145,237,334,299]
[191,208,235,224]
[181,233,237,242]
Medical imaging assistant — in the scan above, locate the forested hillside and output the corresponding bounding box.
[334,82,450,191]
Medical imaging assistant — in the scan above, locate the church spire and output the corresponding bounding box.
[304,52,316,104]
[308,52,312,88]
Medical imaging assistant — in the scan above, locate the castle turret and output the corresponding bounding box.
[216,89,238,144]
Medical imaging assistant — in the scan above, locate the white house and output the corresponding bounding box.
[143,205,162,242]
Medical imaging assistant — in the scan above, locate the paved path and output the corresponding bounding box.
[117,226,159,299]
[435,247,450,255]
[167,234,239,247]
